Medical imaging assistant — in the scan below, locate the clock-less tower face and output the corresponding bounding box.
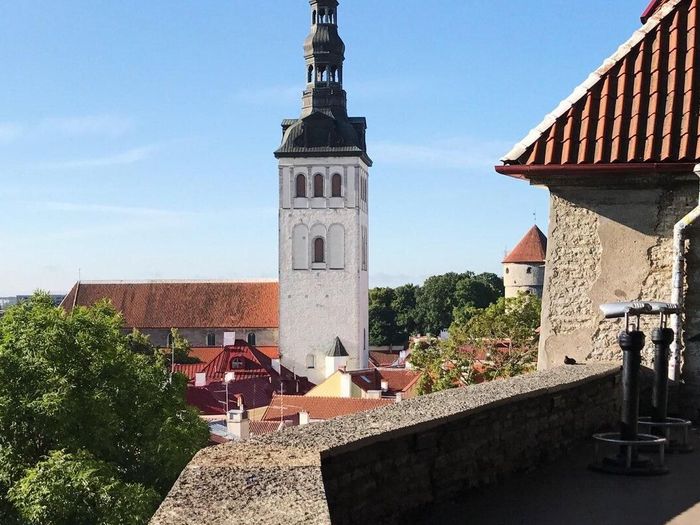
[274,0,371,385]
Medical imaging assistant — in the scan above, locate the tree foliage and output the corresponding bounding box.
[0,293,209,524]
[368,272,503,345]
[409,294,541,395]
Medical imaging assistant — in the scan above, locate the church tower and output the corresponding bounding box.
[275,0,371,385]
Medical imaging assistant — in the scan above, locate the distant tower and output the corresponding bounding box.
[275,0,371,385]
[503,225,547,298]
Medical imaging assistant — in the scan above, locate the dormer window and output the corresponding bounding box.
[231,357,245,370]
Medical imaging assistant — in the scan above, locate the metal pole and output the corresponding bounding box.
[170,335,175,384]
[652,326,674,424]
[619,328,645,442]
[226,380,229,414]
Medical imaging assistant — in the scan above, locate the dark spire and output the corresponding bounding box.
[327,337,349,357]
[302,0,346,118]
[275,0,371,165]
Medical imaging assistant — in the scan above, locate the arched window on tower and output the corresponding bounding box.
[331,173,342,197]
[330,66,337,82]
[247,332,256,346]
[206,332,216,346]
[314,237,325,263]
[308,65,314,83]
[306,354,316,369]
[296,174,307,198]
[312,10,316,25]
[314,174,324,197]
[329,10,335,24]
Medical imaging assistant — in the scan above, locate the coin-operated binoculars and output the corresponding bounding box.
[590,302,670,475]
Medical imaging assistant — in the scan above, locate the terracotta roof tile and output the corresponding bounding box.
[261,394,393,421]
[61,280,279,329]
[499,0,699,175]
[347,368,422,395]
[503,226,548,264]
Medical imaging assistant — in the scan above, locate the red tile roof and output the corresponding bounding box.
[61,280,279,329]
[369,350,402,368]
[255,346,280,360]
[503,226,547,264]
[250,421,285,436]
[347,368,422,396]
[261,394,393,421]
[498,0,699,177]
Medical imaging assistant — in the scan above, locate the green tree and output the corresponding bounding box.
[126,328,157,357]
[415,272,466,335]
[408,337,476,395]
[169,328,200,364]
[392,284,419,342]
[368,288,397,346]
[0,293,209,524]
[8,450,160,525]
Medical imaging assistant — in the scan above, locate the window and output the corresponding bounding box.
[331,173,342,197]
[314,174,324,197]
[296,174,307,197]
[307,65,314,83]
[231,357,245,370]
[306,354,316,369]
[526,267,532,274]
[505,268,510,274]
[312,10,316,24]
[167,331,174,347]
[247,332,256,346]
[206,332,216,346]
[314,237,325,263]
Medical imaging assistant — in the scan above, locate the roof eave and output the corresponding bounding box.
[495,162,698,181]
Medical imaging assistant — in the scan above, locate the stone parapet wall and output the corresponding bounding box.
[150,364,620,525]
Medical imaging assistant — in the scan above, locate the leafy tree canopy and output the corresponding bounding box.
[0,293,209,524]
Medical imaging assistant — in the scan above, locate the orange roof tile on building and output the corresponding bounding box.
[261,394,393,422]
[503,225,548,264]
[348,368,422,396]
[61,280,279,329]
[498,0,700,178]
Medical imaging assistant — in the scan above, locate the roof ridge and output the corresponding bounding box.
[500,0,683,164]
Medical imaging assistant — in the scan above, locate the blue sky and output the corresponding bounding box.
[0,0,648,295]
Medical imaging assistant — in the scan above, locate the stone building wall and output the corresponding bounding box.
[537,175,700,416]
[139,328,278,348]
[150,364,619,525]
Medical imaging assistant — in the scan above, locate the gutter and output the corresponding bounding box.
[495,163,698,180]
[669,164,700,381]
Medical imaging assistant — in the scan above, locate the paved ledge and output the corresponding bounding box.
[150,364,620,525]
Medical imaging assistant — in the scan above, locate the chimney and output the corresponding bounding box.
[380,379,389,392]
[299,410,310,426]
[340,371,352,398]
[195,372,207,387]
[227,408,250,441]
[395,392,403,403]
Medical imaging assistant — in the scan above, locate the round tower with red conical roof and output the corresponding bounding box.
[503,225,547,299]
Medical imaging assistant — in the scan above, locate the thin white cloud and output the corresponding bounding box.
[0,114,134,144]
[38,115,134,137]
[372,137,513,171]
[38,201,189,219]
[31,145,157,170]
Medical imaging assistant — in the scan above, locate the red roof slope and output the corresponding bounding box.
[261,394,393,421]
[61,280,279,328]
[503,226,547,264]
[499,0,699,175]
[348,368,422,396]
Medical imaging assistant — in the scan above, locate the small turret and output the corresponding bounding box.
[503,225,547,299]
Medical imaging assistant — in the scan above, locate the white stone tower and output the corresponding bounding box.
[275,0,371,385]
[503,225,547,299]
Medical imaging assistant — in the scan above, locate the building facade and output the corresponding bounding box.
[496,0,700,415]
[275,0,371,384]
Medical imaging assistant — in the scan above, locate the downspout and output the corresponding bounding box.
[669,164,700,380]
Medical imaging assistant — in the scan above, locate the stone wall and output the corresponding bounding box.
[535,174,700,416]
[140,328,278,348]
[150,364,619,525]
